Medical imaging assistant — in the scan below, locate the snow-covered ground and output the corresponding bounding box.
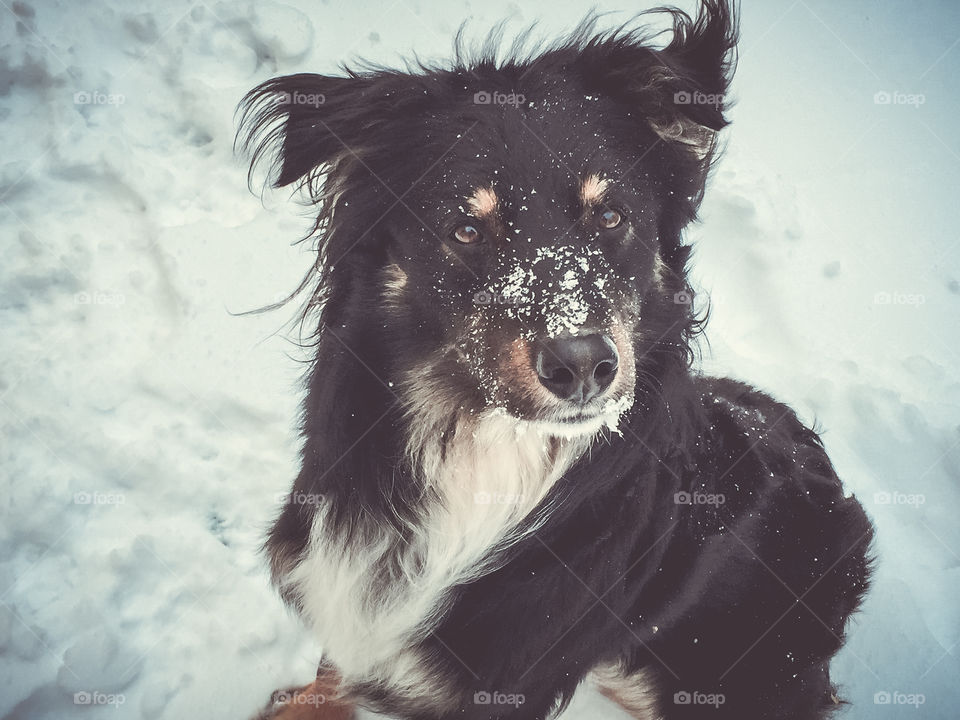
[1,0,958,718]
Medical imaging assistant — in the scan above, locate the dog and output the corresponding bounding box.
[237,1,873,718]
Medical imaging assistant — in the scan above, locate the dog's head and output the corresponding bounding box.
[238,1,736,438]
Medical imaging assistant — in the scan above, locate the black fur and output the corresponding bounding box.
[237,1,873,718]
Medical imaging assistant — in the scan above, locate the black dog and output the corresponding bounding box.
[238,2,872,718]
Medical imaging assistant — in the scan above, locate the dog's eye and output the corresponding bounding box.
[598,209,623,230]
[452,224,484,245]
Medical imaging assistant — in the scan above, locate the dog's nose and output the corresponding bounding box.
[535,334,619,403]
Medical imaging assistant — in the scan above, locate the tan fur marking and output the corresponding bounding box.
[256,672,356,720]
[382,263,408,305]
[608,317,637,400]
[580,173,611,208]
[503,337,557,407]
[592,663,662,720]
[466,185,498,220]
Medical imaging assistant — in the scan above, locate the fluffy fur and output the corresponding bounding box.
[237,2,873,719]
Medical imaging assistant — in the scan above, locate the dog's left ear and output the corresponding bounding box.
[575,0,738,158]
[235,71,427,195]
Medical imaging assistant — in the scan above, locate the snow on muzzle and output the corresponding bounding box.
[480,245,633,408]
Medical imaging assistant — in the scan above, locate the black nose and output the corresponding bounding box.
[535,333,619,403]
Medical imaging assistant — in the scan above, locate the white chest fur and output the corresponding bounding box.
[280,412,590,702]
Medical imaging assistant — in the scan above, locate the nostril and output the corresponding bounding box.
[594,359,617,382]
[546,366,575,386]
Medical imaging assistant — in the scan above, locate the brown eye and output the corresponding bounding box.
[598,208,623,229]
[452,223,483,245]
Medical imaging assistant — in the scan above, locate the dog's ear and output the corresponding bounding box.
[648,0,738,152]
[236,72,421,191]
[575,0,738,157]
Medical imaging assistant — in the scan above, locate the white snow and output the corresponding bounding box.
[1,1,958,719]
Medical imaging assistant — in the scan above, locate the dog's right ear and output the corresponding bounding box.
[236,72,417,191]
[573,0,738,160]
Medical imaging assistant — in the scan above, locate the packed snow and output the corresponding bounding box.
[1,1,958,719]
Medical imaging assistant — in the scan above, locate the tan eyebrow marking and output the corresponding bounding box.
[382,263,408,299]
[580,173,611,208]
[466,185,499,220]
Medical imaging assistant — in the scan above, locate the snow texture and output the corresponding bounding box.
[1,1,958,718]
